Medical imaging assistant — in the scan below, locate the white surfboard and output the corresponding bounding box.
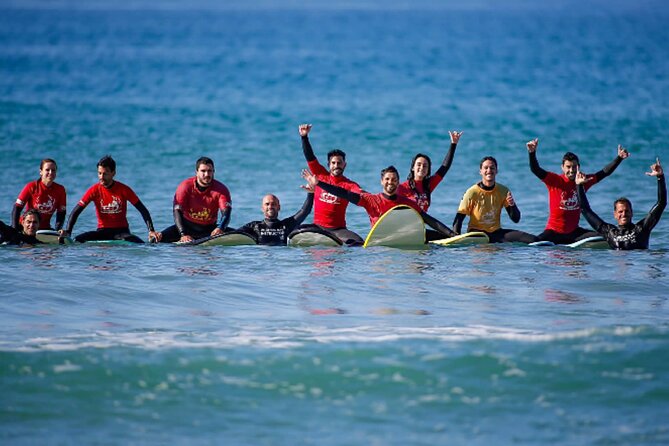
[363,205,425,248]
[430,232,490,247]
[565,236,609,249]
[287,227,343,247]
[179,231,258,247]
[35,230,74,245]
[529,240,556,247]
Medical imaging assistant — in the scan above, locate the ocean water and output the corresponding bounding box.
[1,1,669,444]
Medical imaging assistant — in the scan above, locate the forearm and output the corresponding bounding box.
[173,208,186,235]
[506,204,521,223]
[422,212,455,237]
[55,210,66,231]
[218,207,231,230]
[529,152,547,180]
[453,213,466,234]
[302,136,317,162]
[292,193,314,225]
[434,143,457,177]
[65,205,84,233]
[644,175,667,229]
[577,184,605,231]
[595,155,623,182]
[317,181,361,205]
[134,200,155,232]
[11,204,23,228]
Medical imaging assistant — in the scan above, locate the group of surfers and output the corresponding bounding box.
[1,124,666,250]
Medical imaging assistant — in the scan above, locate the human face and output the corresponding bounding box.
[562,160,579,181]
[196,163,214,188]
[329,156,346,177]
[413,157,429,181]
[614,202,633,226]
[262,195,280,219]
[22,214,39,236]
[97,166,115,188]
[381,171,399,195]
[479,160,497,186]
[40,162,57,186]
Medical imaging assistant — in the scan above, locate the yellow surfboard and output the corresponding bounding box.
[429,232,489,246]
[363,205,426,248]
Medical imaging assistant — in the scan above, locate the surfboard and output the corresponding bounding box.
[179,230,258,247]
[287,226,342,247]
[565,236,609,249]
[363,205,425,248]
[35,230,74,245]
[430,232,490,247]
[529,240,556,247]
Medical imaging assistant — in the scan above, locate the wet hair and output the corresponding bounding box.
[479,156,498,169]
[380,165,399,179]
[407,153,433,206]
[40,158,57,170]
[22,209,41,224]
[614,197,633,214]
[97,155,116,172]
[327,149,346,163]
[196,157,215,170]
[562,152,580,165]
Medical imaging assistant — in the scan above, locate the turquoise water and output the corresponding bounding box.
[1,1,669,444]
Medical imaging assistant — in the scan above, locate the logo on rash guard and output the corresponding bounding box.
[36,196,56,214]
[189,208,212,222]
[319,191,340,205]
[100,196,122,214]
[560,190,580,211]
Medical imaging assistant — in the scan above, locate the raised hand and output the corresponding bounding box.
[617,144,630,159]
[449,130,463,144]
[574,169,589,185]
[526,138,539,153]
[646,157,663,177]
[505,191,515,207]
[301,168,318,188]
[299,123,312,137]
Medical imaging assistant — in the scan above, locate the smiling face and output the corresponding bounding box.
[21,213,39,236]
[262,195,280,219]
[40,161,57,186]
[614,201,633,226]
[97,166,115,188]
[196,163,214,188]
[479,159,497,186]
[412,156,430,181]
[381,171,399,195]
[328,155,346,177]
[562,160,579,181]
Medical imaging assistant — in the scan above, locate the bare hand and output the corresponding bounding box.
[646,157,663,177]
[211,227,223,237]
[449,130,463,144]
[299,123,312,137]
[574,170,589,185]
[300,182,315,193]
[179,235,194,243]
[505,191,515,207]
[526,138,539,153]
[148,231,161,243]
[617,144,630,159]
[301,168,318,188]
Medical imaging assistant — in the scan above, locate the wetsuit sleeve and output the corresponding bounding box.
[453,213,466,235]
[291,193,314,226]
[218,207,231,230]
[11,203,23,228]
[134,200,155,232]
[317,181,361,205]
[302,136,317,162]
[433,143,458,178]
[173,208,186,235]
[593,155,624,182]
[529,152,548,180]
[505,204,521,223]
[0,220,17,240]
[639,175,667,231]
[54,210,66,231]
[421,211,456,237]
[577,184,606,232]
[65,204,85,234]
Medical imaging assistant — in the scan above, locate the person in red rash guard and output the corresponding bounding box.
[12,158,67,231]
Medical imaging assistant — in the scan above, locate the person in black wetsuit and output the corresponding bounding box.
[239,190,314,246]
[576,158,666,250]
[0,209,42,246]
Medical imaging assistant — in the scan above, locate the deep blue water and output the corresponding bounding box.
[1,1,669,444]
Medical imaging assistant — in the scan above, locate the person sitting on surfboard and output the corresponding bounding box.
[62,155,159,243]
[575,158,665,250]
[0,209,42,246]
[12,158,67,231]
[155,157,232,244]
[526,138,629,244]
[239,188,314,246]
[302,166,455,240]
[398,130,463,212]
[299,123,364,246]
[453,156,537,243]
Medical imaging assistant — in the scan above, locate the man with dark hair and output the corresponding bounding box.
[63,155,158,243]
[301,165,454,240]
[299,123,364,245]
[526,138,629,244]
[238,189,314,246]
[0,209,42,245]
[576,158,665,250]
[156,157,232,243]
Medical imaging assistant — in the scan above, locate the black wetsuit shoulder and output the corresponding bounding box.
[0,221,41,246]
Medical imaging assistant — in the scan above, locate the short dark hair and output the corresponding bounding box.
[327,149,346,163]
[562,152,580,165]
[196,157,215,170]
[614,197,633,213]
[479,156,498,169]
[97,155,116,172]
[380,165,399,179]
[40,158,57,170]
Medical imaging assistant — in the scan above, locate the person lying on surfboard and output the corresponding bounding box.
[0,209,42,246]
[62,155,159,243]
[526,138,629,244]
[302,166,455,241]
[12,158,67,232]
[398,130,463,212]
[453,156,538,243]
[238,187,314,246]
[155,157,232,244]
[299,123,365,246]
[576,158,666,250]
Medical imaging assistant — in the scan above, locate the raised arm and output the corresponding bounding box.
[433,131,462,178]
[639,158,666,231]
[526,138,548,180]
[291,191,314,226]
[302,169,361,205]
[575,172,606,232]
[593,145,629,182]
[299,124,317,162]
